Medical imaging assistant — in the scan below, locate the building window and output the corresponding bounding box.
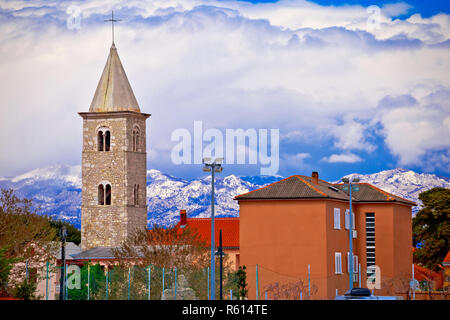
[345,210,355,230]
[345,209,350,229]
[98,131,104,151]
[335,252,342,274]
[334,208,341,229]
[132,127,140,152]
[98,128,110,151]
[98,183,111,205]
[365,212,375,277]
[133,184,139,206]
[105,184,111,205]
[98,184,104,205]
[347,253,359,273]
[105,131,110,151]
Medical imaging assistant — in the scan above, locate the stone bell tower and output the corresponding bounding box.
[79,42,150,250]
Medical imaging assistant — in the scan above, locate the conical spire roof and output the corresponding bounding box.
[89,43,140,112]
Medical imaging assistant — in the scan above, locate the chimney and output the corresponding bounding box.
[311,171,319,184]
[180,210,187,226]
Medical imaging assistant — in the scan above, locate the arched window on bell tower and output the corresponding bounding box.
[132,126,140,152]
[98,131,104,152]
[105,184,111,205]
[98,183,111,205]
[133,184,140,206]
[98,184,104,205]
[105,130,110,151]
[97,128,111,151]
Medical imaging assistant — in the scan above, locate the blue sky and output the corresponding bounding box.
[243,0,450,18]
[0,0,449,182]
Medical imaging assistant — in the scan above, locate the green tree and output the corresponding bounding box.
[49,219,81,245]
[0,247,19,296]
[225,265,247,300]
[0,189,58,295]
[412,187,450,270]
[12,279,38,300]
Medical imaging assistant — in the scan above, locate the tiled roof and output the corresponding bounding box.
[444,251,450,266]
[333,183,416,206]
[414,264,443,285]
[72,247,118,260]
[234,175,416,206]
[234,175,349,201]
[177,218,239,249]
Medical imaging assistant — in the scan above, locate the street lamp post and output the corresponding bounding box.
[59,226,67,300]
[215,229,225,300]
[203,157,223,300]
[342,177,360,291]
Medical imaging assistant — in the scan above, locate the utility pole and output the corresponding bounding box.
[342,177,360,290]
[216,229,225,300]
[203,157,223,300]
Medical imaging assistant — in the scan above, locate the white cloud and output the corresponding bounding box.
[375,90,450,167]
[0,1,449,176]
[321,153,363,163]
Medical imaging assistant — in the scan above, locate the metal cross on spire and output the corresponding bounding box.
[104,10,121,45]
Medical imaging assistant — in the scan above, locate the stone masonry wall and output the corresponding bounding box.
[80,112,148,250]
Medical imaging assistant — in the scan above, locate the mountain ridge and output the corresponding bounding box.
[0,165,448,229]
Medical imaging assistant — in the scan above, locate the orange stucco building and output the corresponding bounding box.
[235,172,415,300]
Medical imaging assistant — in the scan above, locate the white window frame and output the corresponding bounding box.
[335,252,342,274]
[334,208,341,229]
[345,209,350,229]
[347,253,359,273]
[352,211,355,229]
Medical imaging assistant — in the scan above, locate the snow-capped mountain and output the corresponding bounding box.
[0,165,278,228]
[334,168,450,214]
[146,169,279,226]
[0,165,448,228]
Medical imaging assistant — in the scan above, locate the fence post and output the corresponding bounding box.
[65,263,68,300]
[147,265,151,300]
[25,260,29,281]
[265,291,267,300]
[45,261,49,300]
[207,267,210,300]
[300,291,303,300]
[105,268,109,300]
[128,267,131,300]
[308,264,311,298]
[162,267,165,300]
[87,264,90,301]
[412,264,415,300]
[230,289,233,300]
[174,267,177,300]
[256,264,259,300]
